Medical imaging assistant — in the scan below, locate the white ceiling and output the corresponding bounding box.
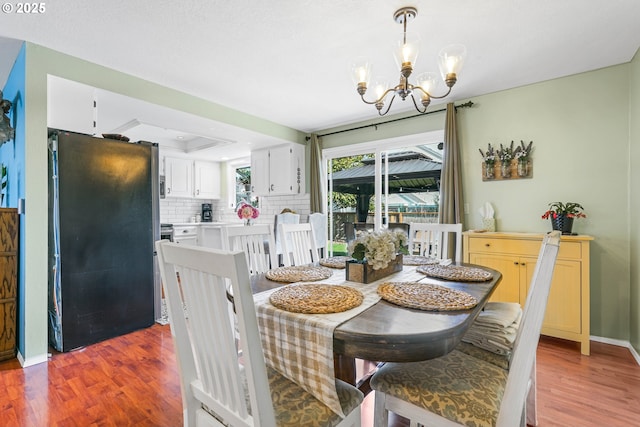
[1,0,639,160]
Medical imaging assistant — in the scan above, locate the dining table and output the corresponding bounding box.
[250,260,502,416]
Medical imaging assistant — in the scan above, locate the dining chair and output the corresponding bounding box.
[222,224,277,275]
[370,230,561,427]
[279,222,320,266]
[274,212,300,263]
[408,222,463,262]
[308,212,327,258]
[156,241,363,427]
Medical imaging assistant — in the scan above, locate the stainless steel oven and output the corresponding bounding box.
[160,223,174,242]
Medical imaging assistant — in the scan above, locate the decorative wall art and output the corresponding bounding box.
[479,140,533,181]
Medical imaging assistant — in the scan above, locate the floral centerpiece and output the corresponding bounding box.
[541,202,586,234]
[237,202,259,225]
[346,230,408,283]
[479,143,497,179]
[348,229,408,270]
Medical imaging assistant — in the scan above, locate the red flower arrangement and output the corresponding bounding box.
[237,202,259,224]
[541,202,586,220]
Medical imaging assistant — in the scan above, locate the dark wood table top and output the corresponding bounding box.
[251,263,502,364]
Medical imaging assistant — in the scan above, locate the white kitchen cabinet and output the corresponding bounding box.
[173,226,198,245]
[165,157,193,198]
[194,161,221,199]
[47,76,96,135]
[199,225,224,249]
[251,143,304,196]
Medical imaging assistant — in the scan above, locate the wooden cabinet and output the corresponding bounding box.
[173,225,198,245]
[251,143,304,196]
[463,231,593,355]
[199,225,224,249]
[164,157,221,199]
[0,208,18,361]
[165,157,193,198]
[194,161,221,199]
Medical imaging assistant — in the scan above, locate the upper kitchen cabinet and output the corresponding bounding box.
[165,157,193,198]
[164,157,221,199]
[48,76,96,135]
[251,143,304,196]
[194,161,221,199]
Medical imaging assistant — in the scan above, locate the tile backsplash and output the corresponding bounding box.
[160,193,311,225]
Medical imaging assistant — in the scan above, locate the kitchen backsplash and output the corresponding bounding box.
[160,193,311,225]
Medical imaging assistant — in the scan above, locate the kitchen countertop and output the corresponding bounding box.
[170,222,241,227]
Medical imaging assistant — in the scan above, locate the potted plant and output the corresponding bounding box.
[541,202,586,235]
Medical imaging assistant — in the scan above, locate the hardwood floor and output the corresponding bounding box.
[0,324,638,426]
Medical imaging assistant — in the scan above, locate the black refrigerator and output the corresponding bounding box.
[47,129,160,352]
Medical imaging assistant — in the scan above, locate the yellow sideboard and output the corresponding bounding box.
[463,231,593,355]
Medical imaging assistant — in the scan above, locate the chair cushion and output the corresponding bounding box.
[455,341,510,370]
[370,350,508,427]
[205,366,363,427]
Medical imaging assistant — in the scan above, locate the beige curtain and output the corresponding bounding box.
[439,103,464,256]
[309,134,323,213]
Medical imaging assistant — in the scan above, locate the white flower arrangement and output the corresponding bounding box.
[348,229,408,270]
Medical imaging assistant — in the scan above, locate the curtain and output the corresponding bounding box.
[309,133,323,213]
[439,103,464,257]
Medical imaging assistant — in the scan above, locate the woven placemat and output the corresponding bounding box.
[378,281,478,311]
[265,265,333,282]
[269,284,364,314]
[403,255,440,266]
[319,256,355,269]
[417,265,493,282]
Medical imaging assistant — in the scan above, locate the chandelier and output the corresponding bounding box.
[350,7,466,116]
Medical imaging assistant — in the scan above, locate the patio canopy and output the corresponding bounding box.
[331,152,442,195]
[330,152,442,221]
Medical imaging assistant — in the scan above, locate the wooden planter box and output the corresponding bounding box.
[345,254,403,284]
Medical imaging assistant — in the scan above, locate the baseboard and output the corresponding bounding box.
[590,335,640,366]
[16,350,49,368]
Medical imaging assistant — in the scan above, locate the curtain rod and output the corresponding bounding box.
[308,100,474,140]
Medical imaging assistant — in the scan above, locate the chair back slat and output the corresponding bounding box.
[279,222,320,266]
[156,241,277,427]
[408,223,463,262]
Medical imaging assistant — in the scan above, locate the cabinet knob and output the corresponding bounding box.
[485,243,490,247]
[514,261,519,265]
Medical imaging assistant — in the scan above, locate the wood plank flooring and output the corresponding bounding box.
[0,324,638,426]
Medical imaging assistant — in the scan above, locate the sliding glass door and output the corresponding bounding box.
[323,131,444,256]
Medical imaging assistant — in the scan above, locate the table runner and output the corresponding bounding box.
[254,265,425,417]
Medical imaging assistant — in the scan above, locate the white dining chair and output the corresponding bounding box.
[274,212,300,264]
[156,241,363,427]
[308,212,327,258]
[222,224,277,275]
[408,222,463,262]
[370,230,561,427]
[279,222,320,266]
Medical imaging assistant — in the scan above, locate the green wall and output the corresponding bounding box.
[21,43,304,364]
[630,51,640,351]
[321,63,636,345]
